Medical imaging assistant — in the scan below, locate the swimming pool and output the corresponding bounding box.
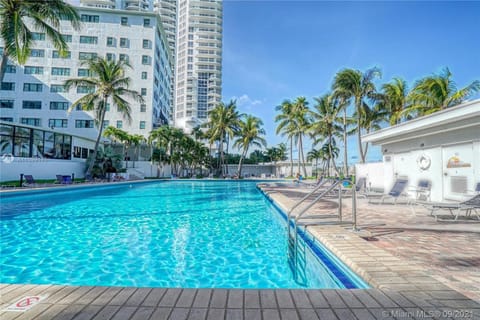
[0,181,368,289]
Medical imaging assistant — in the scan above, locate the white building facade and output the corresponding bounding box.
[360,99,480,202]
[0,6,173,140]
[173,0,223,133]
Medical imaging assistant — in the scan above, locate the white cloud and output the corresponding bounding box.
[231,94,263,110]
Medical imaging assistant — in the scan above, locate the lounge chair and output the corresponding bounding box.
[23,175,37,187]
[425,194,480,221]
[368,178,409,204]
[56,175,73,184]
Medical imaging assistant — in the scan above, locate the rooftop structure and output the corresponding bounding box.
[361,99,480,201]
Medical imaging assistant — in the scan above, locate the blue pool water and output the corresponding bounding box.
[0,181,367,289]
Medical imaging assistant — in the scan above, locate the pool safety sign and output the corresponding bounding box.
[3,296,46,312]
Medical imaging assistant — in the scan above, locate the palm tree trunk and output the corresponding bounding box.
[299,135,307,178]
[219,136,224,176]
[356,99,366,163]
[237,148,248,177]
[289,137,293,177]
[225,136,229,175]
[86,96,108,176]
[343,108,348,176]
[297,136,301,176]
[0,52,8,84]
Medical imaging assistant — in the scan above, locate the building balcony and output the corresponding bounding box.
[80,0,115,9]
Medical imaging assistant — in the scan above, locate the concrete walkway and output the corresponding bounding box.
[1,181,479,319]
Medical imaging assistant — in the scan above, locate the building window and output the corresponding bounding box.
[119,38,129,48]
[23,83,43,92]
[140,104,146,112]
[139,121,146,129]
[143,18,150,27]
[77,69,92,77]
[50,85,66,93]
[51,67,70,76]
[21,118,41,126]
[141,72,147,79]
[48,119,68,128]
[102,120,109,128]
[31,32,45,41]
[119,54,129,63]
[81,14,99,23]
[141,88,147,96]
[75,120,94,128]
[77,86,95,94]
[105,103,110,111]
[116,120,123,129]
[29,49,45,57]
[79,36,98,44]
[62,34,72,42]
[0,117,13,122]
[24,66,44,74]
[106,53,115,61]
[106,37,116,47]
[52,50,71,59]
[0,100,14,108]
[22,101,42,109]
[79,52,97,60]
[50,101,69,110]
[141,55,151,65]
[5,65,16,73]
[1,82,15,91]
[142,39,150,49]
[121,17,128,26]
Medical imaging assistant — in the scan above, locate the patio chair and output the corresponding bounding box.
[409,179,431,202]
[22,175,37,187]
[56,175,73,184]
[368,178,409,204]
[425,194,480,221]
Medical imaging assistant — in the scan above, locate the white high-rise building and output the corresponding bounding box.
[0,6,173,140]
[173,0,223,133]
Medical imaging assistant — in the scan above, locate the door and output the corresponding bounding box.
[442,143,475,201]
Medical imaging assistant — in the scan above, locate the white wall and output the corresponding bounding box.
[355,162,385,192]
[1,158,86,182]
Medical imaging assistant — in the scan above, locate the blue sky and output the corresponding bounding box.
[222,1,480,163]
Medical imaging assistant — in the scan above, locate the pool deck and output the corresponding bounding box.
[1,181,480,319]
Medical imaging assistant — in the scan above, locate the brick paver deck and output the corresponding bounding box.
[1,181,479,319]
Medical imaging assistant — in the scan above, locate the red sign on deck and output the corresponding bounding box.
[4,296,45,312]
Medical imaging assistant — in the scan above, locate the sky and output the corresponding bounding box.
[221,1,480,163]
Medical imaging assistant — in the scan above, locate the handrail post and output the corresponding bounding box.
[352,170,358,231]
[338,182,342,222]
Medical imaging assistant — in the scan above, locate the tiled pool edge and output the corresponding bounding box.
[257,185,480,307]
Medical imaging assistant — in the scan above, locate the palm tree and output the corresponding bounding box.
[333,67,381,163]
[291,97,311,178]
[307,148,322,179]
[379,77,410,125]
[275,99,295,177]
[310,94,344,176]
[0,0,80,82]
[128,134,146,168]
[320,140,339,176]
[204,100,240,176]
[103,126,129,165]
[233,115,267,177]
[64,57,144,176]
[405,68,480,117]
[148,125,172,177]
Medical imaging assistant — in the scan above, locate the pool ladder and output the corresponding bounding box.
[286,178,358,283]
